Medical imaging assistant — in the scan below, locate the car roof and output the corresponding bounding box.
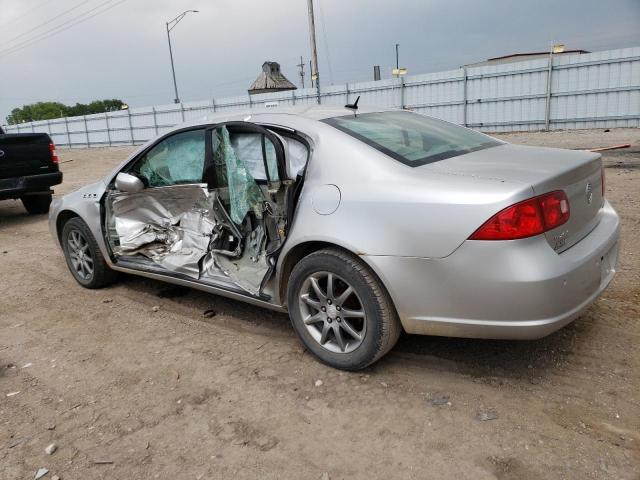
[178,104,397,130]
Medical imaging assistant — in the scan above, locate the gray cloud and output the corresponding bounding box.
[1,0,639,122]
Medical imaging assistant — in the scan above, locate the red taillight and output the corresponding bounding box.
[469,190,570,241]
[49,142,59,164]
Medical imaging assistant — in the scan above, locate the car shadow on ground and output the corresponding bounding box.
[0,201,48,228]
[112,271,586,381]
[392,319,588,381]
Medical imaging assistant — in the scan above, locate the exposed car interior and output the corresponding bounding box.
[103,123,309,298]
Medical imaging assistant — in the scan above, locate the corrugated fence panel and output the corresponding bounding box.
[2,46,638,146]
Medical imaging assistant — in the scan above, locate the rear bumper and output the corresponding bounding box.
[366,200,620,340]
[0,171,62,200]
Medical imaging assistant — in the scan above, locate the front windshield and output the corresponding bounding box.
[322,111,501,167]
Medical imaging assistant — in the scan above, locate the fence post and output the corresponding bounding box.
[462,67,468,127]
[211,98,216,112]
[64,117,71,147]
[152,107,159,136]
[83,115,90,148]
[16,123,20,133]
[31,122,35,133]
[127,108,134,145]
[291,90,296,105]
[105,113,112,147]
[45,120,50,138]
[345,83,350,105]
[180,102,185,122]
[544,50,553,131]
[400,77,406,109]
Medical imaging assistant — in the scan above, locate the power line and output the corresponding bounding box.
[1,0,92,46]
[0,0,127,58]
[317,0,334,85]
[0,0,119,54]
[0,0,55,28]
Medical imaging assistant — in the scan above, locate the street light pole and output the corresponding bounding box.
[166,10,199,104]
[395,43,399,71]
[166,24,179,103]
[306,0,320,103]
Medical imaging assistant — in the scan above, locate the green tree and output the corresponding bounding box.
[7,102,68,124]
[6,99,126,124]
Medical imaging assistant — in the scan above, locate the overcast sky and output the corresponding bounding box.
[1,0,639,123]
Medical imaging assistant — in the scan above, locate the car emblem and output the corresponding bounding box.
[585,182,593,205]
[0,150,4,157]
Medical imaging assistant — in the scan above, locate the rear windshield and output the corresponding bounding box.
[322,111,501,167]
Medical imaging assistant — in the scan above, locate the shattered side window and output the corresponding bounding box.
[218,126,265,224]
[134,129,205,187]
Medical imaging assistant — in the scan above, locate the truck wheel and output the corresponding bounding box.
[61,217,117,289]
[21,193,52,214]
[287,248,401,370]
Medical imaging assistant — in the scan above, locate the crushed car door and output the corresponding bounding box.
[200,122,290,296]
[105,122,293,298]
[104,128,214,278]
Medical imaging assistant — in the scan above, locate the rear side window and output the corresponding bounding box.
[322,111,501,167]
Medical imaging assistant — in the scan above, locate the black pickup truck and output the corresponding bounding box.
[0,126,63,214]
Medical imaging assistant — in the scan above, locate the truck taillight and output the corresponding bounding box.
[49,142,59,164]
[469,190,570,241]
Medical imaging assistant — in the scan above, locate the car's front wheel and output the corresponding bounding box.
[287,248,401,370]
[61,217,117,289]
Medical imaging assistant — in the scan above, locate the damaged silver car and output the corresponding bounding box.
[50,105,619,370]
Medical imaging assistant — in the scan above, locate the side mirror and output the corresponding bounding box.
[115,172,145,193]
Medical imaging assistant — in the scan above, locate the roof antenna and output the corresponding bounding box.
[345,95,360,115]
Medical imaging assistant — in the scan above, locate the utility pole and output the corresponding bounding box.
[395,43,400,72]
[297,56,306,88]
[306,0,321,103]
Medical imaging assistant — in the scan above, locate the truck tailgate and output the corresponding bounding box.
[0,133,56,179]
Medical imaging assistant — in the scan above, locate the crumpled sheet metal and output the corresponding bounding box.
[201,224,270,296]
[111,184,215,278]
[110,183,270,295]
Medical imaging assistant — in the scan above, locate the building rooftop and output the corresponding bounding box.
[487,49,589,61]
[465,49,590,68]
[248,61,297,95]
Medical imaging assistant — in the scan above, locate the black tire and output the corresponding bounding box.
[61,217,117,289]
[287,248,401,370]
[21,193,52,214]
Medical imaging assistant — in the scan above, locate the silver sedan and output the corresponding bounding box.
[49,105,620,370]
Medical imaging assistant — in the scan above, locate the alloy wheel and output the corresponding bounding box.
[298,271,367,353]
[67,229,94,280]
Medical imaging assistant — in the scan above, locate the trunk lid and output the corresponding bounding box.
[428,143,603,252]
[0,133,56,179]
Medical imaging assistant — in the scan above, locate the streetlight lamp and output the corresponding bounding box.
[392,43,407,77]
[166,10,199,104]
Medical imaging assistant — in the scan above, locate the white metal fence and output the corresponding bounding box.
[3,46,639,148]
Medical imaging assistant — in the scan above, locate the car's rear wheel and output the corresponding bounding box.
[21,193,52,214]
[61,217,117,289]
[287,248,401,370]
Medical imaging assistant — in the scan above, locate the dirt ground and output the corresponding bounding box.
[1,128,639,480]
